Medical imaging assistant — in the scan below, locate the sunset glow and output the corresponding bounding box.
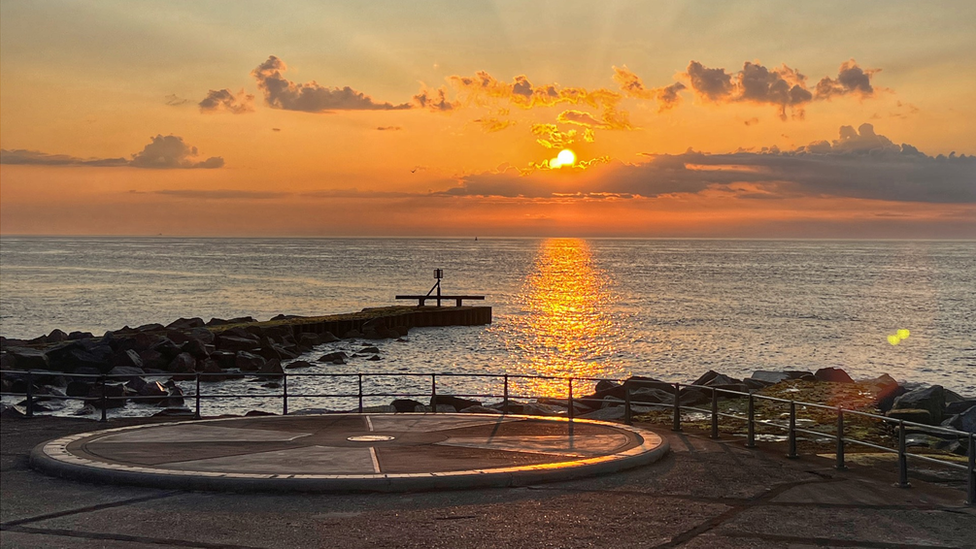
[1,2,974,237]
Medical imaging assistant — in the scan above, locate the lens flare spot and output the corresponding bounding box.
[887,335,901,346]
[897,329,910,339]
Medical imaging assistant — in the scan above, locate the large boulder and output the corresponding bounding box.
[631,387,675,405]
[45,341,114,372]
[942,405,976,434]
[235,351,266,372]
[892,385,945,424]
[430,395,481,412]
[5,347,50,370]
[391,399,426,412]
[751,370,812,384]
[318,351,347,364]
[168,352,196,373]
[112,349,144,369]
[886,408,934,425]
[814,367,854,383]
[166,317,205,331]
[693,370,741,387]
[88,382,127,408]
[216,336,260,353]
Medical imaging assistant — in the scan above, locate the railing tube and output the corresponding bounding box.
[25,372,34,419]
[99,376,108,422]
[710,388,719,439]
[745,392,756,448]
[282,374,288,416]
[897,420,910,488]
[567,378,574,421]
[967,433,975,506]
[195,373,201,419]
[623,380,632,426]
[503,374,509,413]
[787,400,797,458]
[836,407,846,470]
[431,374,437,414]
[672,382,682,432]
[358,374,364,413]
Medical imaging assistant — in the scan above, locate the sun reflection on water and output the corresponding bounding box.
[505,238,623,397]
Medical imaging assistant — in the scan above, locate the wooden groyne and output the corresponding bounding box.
[238,305,492,340]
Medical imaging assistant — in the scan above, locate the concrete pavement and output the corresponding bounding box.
[2,415,974,548]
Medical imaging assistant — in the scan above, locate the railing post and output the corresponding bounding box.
[431,374,437,414]
[25,372,34,418]
[195,373,201,419]
[282,374,288,416]
[503,374,509,413]
[787,400,797,458]
[567,378,574,421]
[623,380,632,426]
[745,392,756,448]
[100,375,107,422]
[710,388,719,439]
[897,420,910,488]
[358,374,364,413]
[672,382,682,432]
[967,433,975,506]
[836,408,846,470]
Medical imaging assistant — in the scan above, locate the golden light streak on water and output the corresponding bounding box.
[508,238,620,398]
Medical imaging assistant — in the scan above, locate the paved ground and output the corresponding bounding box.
[29,414,666,491]
[2,415,974,549]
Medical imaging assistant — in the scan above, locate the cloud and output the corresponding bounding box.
[531,123,593,149]
[252,56,411,112]
[413,86,460,112]
[442,124,975,204]
[446,71,631,129]
[129,135,224,169]
[683,59,878,119]
[0,149,128,167]
[816,59,878,99]
[556,110,606,127]
[199,89,255,114]
[376,126,402,131]
[164,94,190,106]
[612,66,686,112]
[1,135,223,169]
[473,118,515,133]
[153,190,287,199]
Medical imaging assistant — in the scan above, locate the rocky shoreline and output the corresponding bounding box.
[2,314,973,456]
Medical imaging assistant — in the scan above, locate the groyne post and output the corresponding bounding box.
[25,372,33,419]
[710,388,719,439]
[503,375,509,413]
[745,393,756,448]
[623,380,632,426]
[430,374,437,414]
[897,420,910,488]
[672,382,682,432]
[195,374,202,420]
[967,433,975,506]
[282,375,288,416]
[99,376,107,422]
[358,374,364,413]
[567,378,575,421]
[836,408,846,470]
[787,401,797,459]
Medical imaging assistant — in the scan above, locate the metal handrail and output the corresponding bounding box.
[619,379,974,506]
[2,368,973,505]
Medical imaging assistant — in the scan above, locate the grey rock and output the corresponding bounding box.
[941,405,976,434]
[285,360,314,369]
[391,399,426,412]
[235,351,266,372]
[814,367,854,383]
[892,385,945,423]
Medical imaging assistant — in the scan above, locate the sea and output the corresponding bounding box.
[1,237,974,415]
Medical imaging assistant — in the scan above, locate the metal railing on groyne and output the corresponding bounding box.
[1,369,973,506]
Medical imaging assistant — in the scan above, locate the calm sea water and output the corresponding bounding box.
[1,237,974,414]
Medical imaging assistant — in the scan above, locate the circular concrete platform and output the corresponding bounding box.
[30,413,668,492]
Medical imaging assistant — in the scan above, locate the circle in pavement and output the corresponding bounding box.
[347,434,396,442]
[30,413,669,493]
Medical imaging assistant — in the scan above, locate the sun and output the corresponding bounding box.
[550,149,576,168]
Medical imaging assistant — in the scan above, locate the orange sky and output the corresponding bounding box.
[2,2,975,237]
